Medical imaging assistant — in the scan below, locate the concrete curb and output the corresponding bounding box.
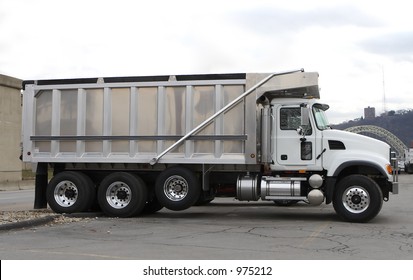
[0,215,59,231]
[0,212,104,231]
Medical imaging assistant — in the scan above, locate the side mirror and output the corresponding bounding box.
[301,106,310,126]
[298,105,310,140]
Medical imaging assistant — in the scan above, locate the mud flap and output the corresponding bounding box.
[34,162,48,209]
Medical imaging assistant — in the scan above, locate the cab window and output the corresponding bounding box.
[280,107,312,135]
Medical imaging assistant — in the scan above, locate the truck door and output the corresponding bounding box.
[274,105,316,166]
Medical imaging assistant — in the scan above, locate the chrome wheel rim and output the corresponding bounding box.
[163,175,188,201]
[342,186,370,213]
[54,180,78,207]
[106,181,132,209]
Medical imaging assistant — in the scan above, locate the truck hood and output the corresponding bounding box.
[323,129,390,154]
[322,129,391,176]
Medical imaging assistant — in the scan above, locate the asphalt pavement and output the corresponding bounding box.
[0,175,412,260]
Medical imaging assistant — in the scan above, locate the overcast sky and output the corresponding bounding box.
[1,0,412,124]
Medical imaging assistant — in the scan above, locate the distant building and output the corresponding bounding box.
[364,106,375,119]
[0,74,22,182]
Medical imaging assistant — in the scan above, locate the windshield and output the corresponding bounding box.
[312,103,330,130]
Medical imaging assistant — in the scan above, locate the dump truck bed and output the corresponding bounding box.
[22,74,257,164]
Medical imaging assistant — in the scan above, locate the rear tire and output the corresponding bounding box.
[98,172,147,217]
[47,171,95,214]
[155,166,201,211]
[333,175,383,223]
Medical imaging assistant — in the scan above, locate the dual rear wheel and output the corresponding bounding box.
[47,171,95,214]
[47,167,201,217]
[154,166,201,211]
[97,172,148,217]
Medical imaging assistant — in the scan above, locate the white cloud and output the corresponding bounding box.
[360,31,413,63]
[1,0,413,124]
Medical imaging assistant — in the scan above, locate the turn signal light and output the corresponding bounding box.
[386,164,393,175]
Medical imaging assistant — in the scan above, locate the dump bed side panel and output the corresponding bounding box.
[22,78,253,164]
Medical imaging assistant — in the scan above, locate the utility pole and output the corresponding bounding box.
[382,66,387,115]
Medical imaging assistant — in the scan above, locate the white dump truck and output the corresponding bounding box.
[22,69,398,222]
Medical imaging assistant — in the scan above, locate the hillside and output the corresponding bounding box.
[332,109,413,148]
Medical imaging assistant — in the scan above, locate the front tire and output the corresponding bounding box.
[155,166,201,211]
[333,175,383,223]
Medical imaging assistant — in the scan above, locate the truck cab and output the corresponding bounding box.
[255,90,397,222]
